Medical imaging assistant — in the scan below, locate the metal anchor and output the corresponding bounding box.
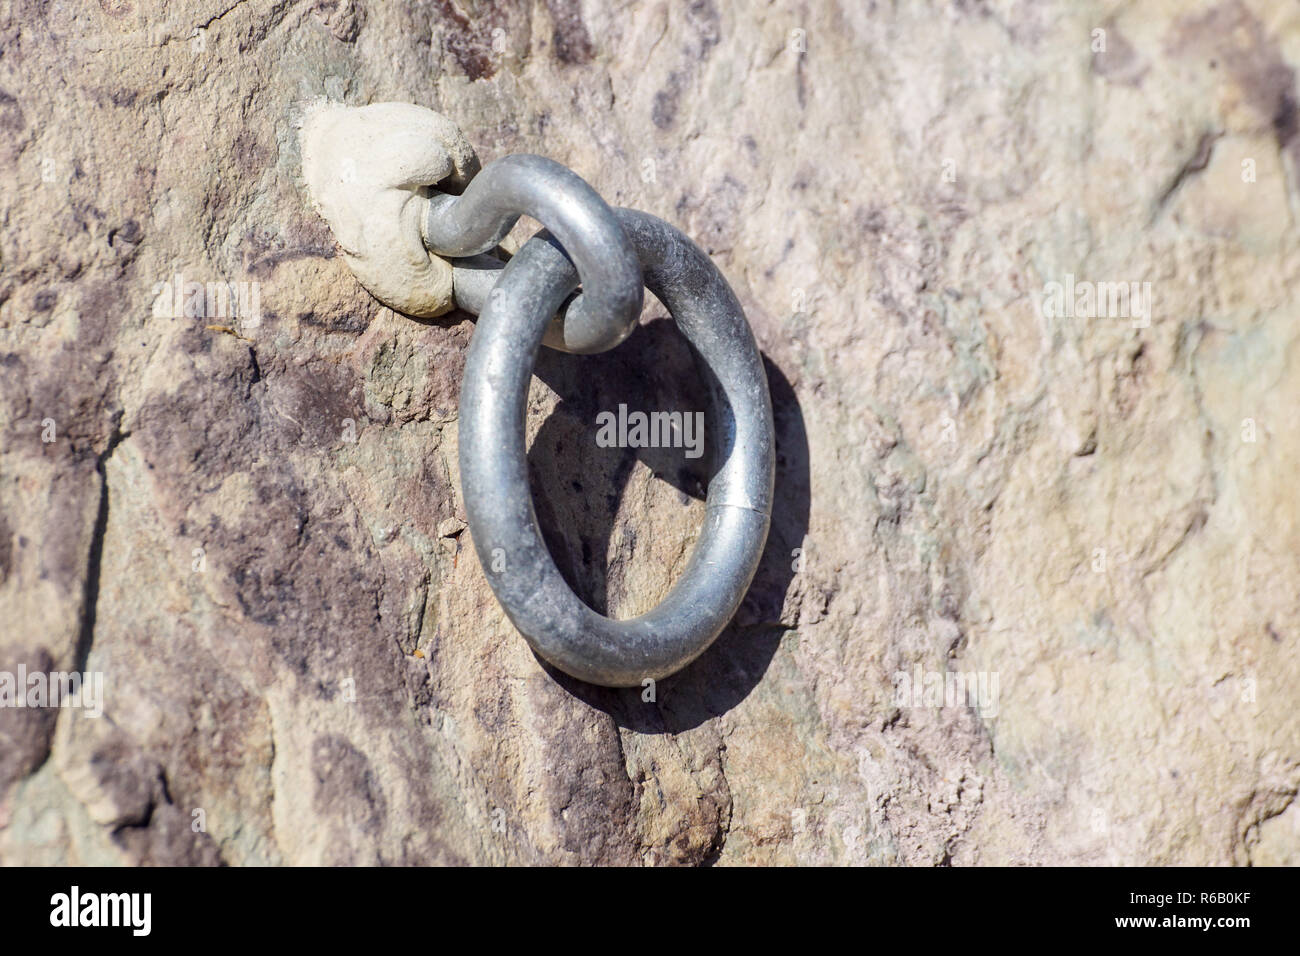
[302,102,774,686]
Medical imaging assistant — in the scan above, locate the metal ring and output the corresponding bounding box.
[458,208,774,687]
[422,154,643,354]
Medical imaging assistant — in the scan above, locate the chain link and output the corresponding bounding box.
[424,156,774,686]
[422,154,642,354]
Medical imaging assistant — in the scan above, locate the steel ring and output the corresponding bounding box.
[458,208,775,687]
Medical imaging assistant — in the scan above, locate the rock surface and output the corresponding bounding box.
[1,0,1297,865]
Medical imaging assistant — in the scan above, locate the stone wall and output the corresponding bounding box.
[0,0,1296,864]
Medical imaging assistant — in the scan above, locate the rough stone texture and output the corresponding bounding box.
[1,0,1297,865]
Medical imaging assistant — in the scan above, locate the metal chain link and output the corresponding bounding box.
[422,154,642,354]
[423,157,774,687]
